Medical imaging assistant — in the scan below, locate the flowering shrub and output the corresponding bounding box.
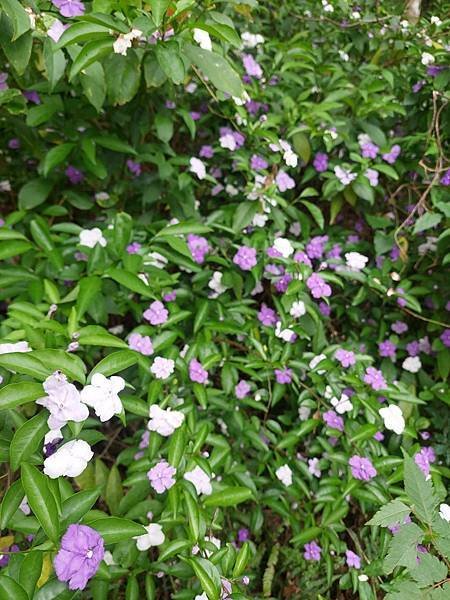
[0,0,449,598]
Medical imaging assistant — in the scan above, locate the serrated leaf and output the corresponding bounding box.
[383,523,423,574]
[410,552,447,587]
[404,456,438,525]
[367,498,411,527]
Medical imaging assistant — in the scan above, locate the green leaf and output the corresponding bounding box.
[183,490,200,541]
[77,276,102,319]
[203,486,253,508]
[21,463,60,543]
[0,576,28,600]
[352,180,374,204]
[383,523,423,574]
[105,465,123,515]
[69,38,114,81]
[105,268,154,297]
[168,426,185,469]
[61,487,102,529]
[143,53,167,87]
[404,455,438,525]
[385,580,423,600]
[0,479,24,529]
[43,39,66,91]
[10,411,48,471]
[41,143,75,177]
[26,96,63,127]
[232,202,258,232]
[94,135,136,154]
[18,178,53,210]
[19,550,43,598]
[30,350,86,384]
[155,112,174,143]
[158,539,192,562]
[78,326,128,349]
[410,552,447,587]
[233,541,250,577]
[80,61,106,111]
[89,350,139,379]
[55,22,112,49]
[105,51,141,105]
[0,352,49,380]
[367,498,411,527]
[0,239,33,260]
[292,132,311,164]
[301,200,324,229]
[151,0,170,26]
[186,556,221,600]
[0,382,44,411]
[86,517,147,544]
[413,212,442,235]
[0,15,32,74]
[1,0,31,40]
[155,221,212,238]
[183,43,243,98]
[156,43,185,85]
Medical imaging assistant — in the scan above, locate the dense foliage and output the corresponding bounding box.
[0,0,449,598]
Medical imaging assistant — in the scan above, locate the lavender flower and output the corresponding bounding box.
[382,145,401,164]
[54,525,104,590]
[250,154,268,170]
[345,550,361,569]
[363,367,387,391]
[313,152,328,172]
[143,300,168,325]
[187,234,209,264]
[335,349,356,368]
[235,380,251,399]
[66,166,84,184]
[233,246,257,271]
[147,460,176,493]
[276,171,295,192]
[306,273,332,299]
[274,368,292,384]
[258,304,278,326]
[414,447,435,477]
[349,455,377,481]
[128,333,153,356]
[323,410,344,432]
[242,54,263,79]
[378,340,397,359]
[52,0,85,18]
[304,541,321,561]
[189,358,208,384]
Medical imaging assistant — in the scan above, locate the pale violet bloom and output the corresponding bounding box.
[147,404,184,437]
[184,465,212,495]
[19,496,31,515]
[275,464,292,486]
[134,523,165,550]
[79,227,107,248]
[150,356,175,380]
[113,28,142,56]
[193,28,212,51]
[47,19,67,42]
[439,503,450,522]
[252,213,268,228]
[37,371,89,430]
[80,373,125,422]
[308,458,321,478]
[299,406,311,420]
[365,168,379,187]
[43,440,93,478]
[334,166,356,186]
[331,393,353,414]
[190,157,206,180]
[379,404,405,435]
[345,252,369,271]
[290,300,306,318]
[220,133,237,151]
[273,237,294,258]
[402,356,422,373]
[0,341,31,354]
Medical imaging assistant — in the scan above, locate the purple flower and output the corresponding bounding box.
[382,144,401,164]
[274,368,292,384]
[306,273,332,299]
[276,171,295,192]
[293,251,312,267]
[349,455,377,481]
[147,460,176,493]
[412,80,426,93]
[440,329,450,347]
[163,290,176,302]
[313,152,328,172]
[406,341,420,357]
[258,303,278,326]
[378,340,397,359]
[250,154,268,170]
[128,332,153,356]
[237,528,250,543]
[0,544,19,566]
[23,90,41,104]
[190,111,201,121]
[391,320,408,334]
[8,138,20,149]
[66,165,84,184]
[189,358,208,384]
[374,431,384,441]
[187,234,209,264]
[304,541,321,561]
[126,242,141,254]
[306,235,328,259]
[427,65,444,77]
[363,367,387,391]
[360,141,379,159]
[235,380,251,399]
[335,349,356,368]
[143,300,168,325]
[127,159,141,176]
[365,168,379,187]
[414,447,435,477]
[233,246,257,271]
[323,410,344,432]
[199,145,214,159]
[52,0,85,17]
[318,301,331,317]
[441,169,450,186]
[274,273,292,293]
[242,54,263,79]
[54,525,104,590]
[345,550,361,569]
[0,72,8,91]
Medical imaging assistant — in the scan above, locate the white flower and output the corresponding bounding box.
[439,503,450,522]
[298,406,311,420]
[308,458,321,478]
[148,404,184,437]
[0,341,31,354]
[150,357,175,380]
[135,523,165,550]
[195,594,208,600]
[37,371,89,430]
[421,52,435,66]
[331,393,353,414]
[290,300,306,318]
[402,356,422,373]
[338,50,349,62]
[193,28,212,51]
[334,166,356,186]
[146,251,168,269]
[309,354,327,374]
[43,440,93,478]
[47,19,66,42]
[252,213,268,228]
[79,227,107,248]
[44,428,62,445]
[275,464,292,486]
[273,237,294,258]
[220,133,237,151]
[241,32,264,48]
[431,16,442,26]
[345,252,369,271]
[103,551,115,565]
[19,496,31,515]
[275,321,295,343]
[113,28,142,56]
[358,574,369,582]
[379,404,405,435]
[80,373,125,422]
[232,91,250,106]
[225,184,239,196]
[208,271,227,297]
[184,466,212,495]
[189,157,206,180]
